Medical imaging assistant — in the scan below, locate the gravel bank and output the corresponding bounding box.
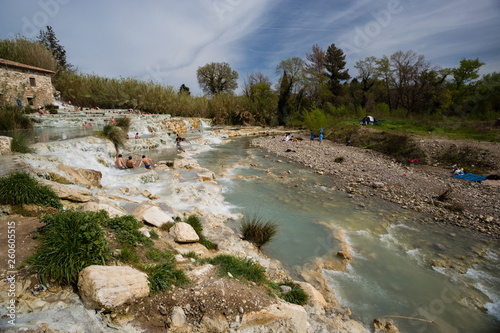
[251,135,500,240]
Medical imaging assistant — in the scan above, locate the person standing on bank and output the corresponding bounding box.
[310,131,315,142]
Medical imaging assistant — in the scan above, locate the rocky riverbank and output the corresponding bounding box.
[251,135,500,241]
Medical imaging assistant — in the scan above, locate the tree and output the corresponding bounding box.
[375,55,394,110]
[196,62,239,96]
[275,57,306,124]
[179,84,190,95]
[37,26,71,71]
[450,58,485,105]
[305,44,329,105]
[243,72,271,97]
[324,43,350,101]
[354,56,378,107]
[246,82,278,125]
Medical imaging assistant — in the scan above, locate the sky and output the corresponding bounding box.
[1,0,499,95]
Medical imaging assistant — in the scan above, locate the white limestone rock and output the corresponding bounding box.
[133,204,173,227]
[169,222,199,243]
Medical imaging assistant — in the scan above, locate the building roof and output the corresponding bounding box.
[0,58,56,74]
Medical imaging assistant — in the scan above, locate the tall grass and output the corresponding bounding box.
[0,36,57,72]
[102,124,126,153]
[184,215,218,250]
[240,213,279,249]
[0,172,62,209]
[0,105,33,130]
[145,258,189,294]
[207,255,267,284]
[9,130,33,153]
[27,210,110,285]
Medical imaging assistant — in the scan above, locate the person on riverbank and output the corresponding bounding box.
[126,156,136,169]
[310,131,315,142]
[139,155,153,169]
[115,154,126,169]
[319,132,323,144]
[176,134,185,152]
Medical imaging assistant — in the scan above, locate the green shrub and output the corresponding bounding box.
[145,258,189,294]
[119,244,140,264]
[115,116,131,133]
[160,222,175,231]
[438,145,496,173]
[27,210,110,285]
[0,105,33,130]
[208,255,267,284]
[44,104,59,114]
[102,124,126,153]
[371,133,426,164]
[146,248,173,262]
[240,214,279,249]
[10,130,33,153]
[149,229,159,240]
[103,215,152,247]
[334,156,344,163]
[0,172,61,209]
[185,215,218,250]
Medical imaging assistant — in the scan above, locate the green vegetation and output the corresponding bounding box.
[144,258,189,295]
[0,35,57,71]
[0,172,61,209]
[240,214,279,249]
[368,133,427,164]
[184,215,218,250]
[27,210,110,285]
[438,145,496,174]
[10,130,33,153]
[0,105,33,131]
[102,214,152,247]
[207,255,267,285]
[115,116,131,133]
[281,282,309,306]
[102,124,126,154]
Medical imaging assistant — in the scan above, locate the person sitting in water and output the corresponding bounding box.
[126,156,136,169]
[135,133,140,139]
[175,134,185,152]
[115,154,126,169]
[139,155,153,169]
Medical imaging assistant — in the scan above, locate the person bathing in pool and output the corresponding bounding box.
[139,155,153,170]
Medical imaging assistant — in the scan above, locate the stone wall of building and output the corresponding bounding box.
[0,66,55,108]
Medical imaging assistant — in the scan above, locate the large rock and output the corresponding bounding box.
[239,300,310,332]
[169,222,199,243]
[78,265,149,311]
[56,164,102,188]
[77,168,103,188]
[133,204,173,227]
[0,136,12,155]
[82,202,127,218]
[294,281,328,313]
[43,181,93,202]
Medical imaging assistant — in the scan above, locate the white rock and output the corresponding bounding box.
[133,204,173,227]
[0,136,12,155]
[170,306,187,327]
[82,202,127,218]
[77,265,149,311]
[169,222,199,243]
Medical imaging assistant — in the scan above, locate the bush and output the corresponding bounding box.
[185,215,218,250]
[102,124,126,153]
[119,244,140,264]
[45,104,59,114]
[0,172,62,209]
[27,210,110,285]
[438,145,496,173]
[282,282,309,305]
[10,130,33,153]
[149,229,159,240]
[240,214,279,249]
[371,133,426,164]
[102,215,152,247]
[208,255,267,284]
[0,105,33,130]
[145,258,189,294]
[145,248,173,262]
[115,116,131,133]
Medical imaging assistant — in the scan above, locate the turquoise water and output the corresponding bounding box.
[196,137,500,333]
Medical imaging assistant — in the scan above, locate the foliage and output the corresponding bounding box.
[0,105,33,130]
[160,222,175,232]
[302,107,334,133]
[184,215,218,250]
[369,133,427,164]
[9,130,33,153]
[145,258,189,294]
[119,244,140,264]
[27,210,110,285]
[102,124,126,153]
[280,281,309,305]
[37,26,71,71]
[438,145,496,174]
[207,255,267,284]
[149,229,159,240]
[325,43,350,99]
[240,213,279,249]
[0,172,62,209]
[102,214,152,247]
[146,248,173,262]
[197,62,239,95]
[115,116,131,133]
[0,35,57,71]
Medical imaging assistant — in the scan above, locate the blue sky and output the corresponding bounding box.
[1,0,499,95]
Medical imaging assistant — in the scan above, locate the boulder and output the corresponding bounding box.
[57,164,92,188]
[43,181,93,202]
[240,300,310,333]
[197,171,215,182]
[82,202,127,218]
[0,136,12,155]
[77,168,102,188]
[78,265,149,311]
[169,222,199,243]
[170,306,187,328]
[133,204,173,227]
[294,281,328,312]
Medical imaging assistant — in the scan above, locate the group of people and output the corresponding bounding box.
[115,154,153,170]
[310,128,325,144]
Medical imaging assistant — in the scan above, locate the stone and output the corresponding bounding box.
[82,202,127,218]
[44,181,93,202]
[169,222,199,243]
[0,136,12,155]
[294,281,328,311]
[138,227,150,238]
[197,171,215,182]
[57,164,93,188]
[133,204,173,227]
[77,168,102,188]
[78,265,149,311]
[170,306,187,327]
[279,285,292,294]
[337,250,351,260]
[373,318,400,333]
[240,300,310,332]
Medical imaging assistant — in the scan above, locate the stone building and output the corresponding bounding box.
[0,58,56,108]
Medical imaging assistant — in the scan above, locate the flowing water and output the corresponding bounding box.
[3,124,500,332]
[195,137,500,333]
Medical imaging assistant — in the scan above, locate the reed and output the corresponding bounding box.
[240,213,279,249]
[0,36,57,72]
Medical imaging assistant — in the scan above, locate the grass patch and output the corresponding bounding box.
[0,172,62,209]
[160,222,175,232]
[10,130,33,153]
[240,213,279,249]
[184,215,218,250]
[102,214,152,247]
[207,255,267,285]
[145,248,173,262]
[145,258,189,295]
[149,229,159,240]
[0,105,33,131]
[26,210,111,285]
[102,124,126,153]
[369,133,427,164]
[281,281,309,306]
[119,244,140,265]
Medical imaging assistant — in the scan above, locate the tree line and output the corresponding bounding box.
[1,27,499,127]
